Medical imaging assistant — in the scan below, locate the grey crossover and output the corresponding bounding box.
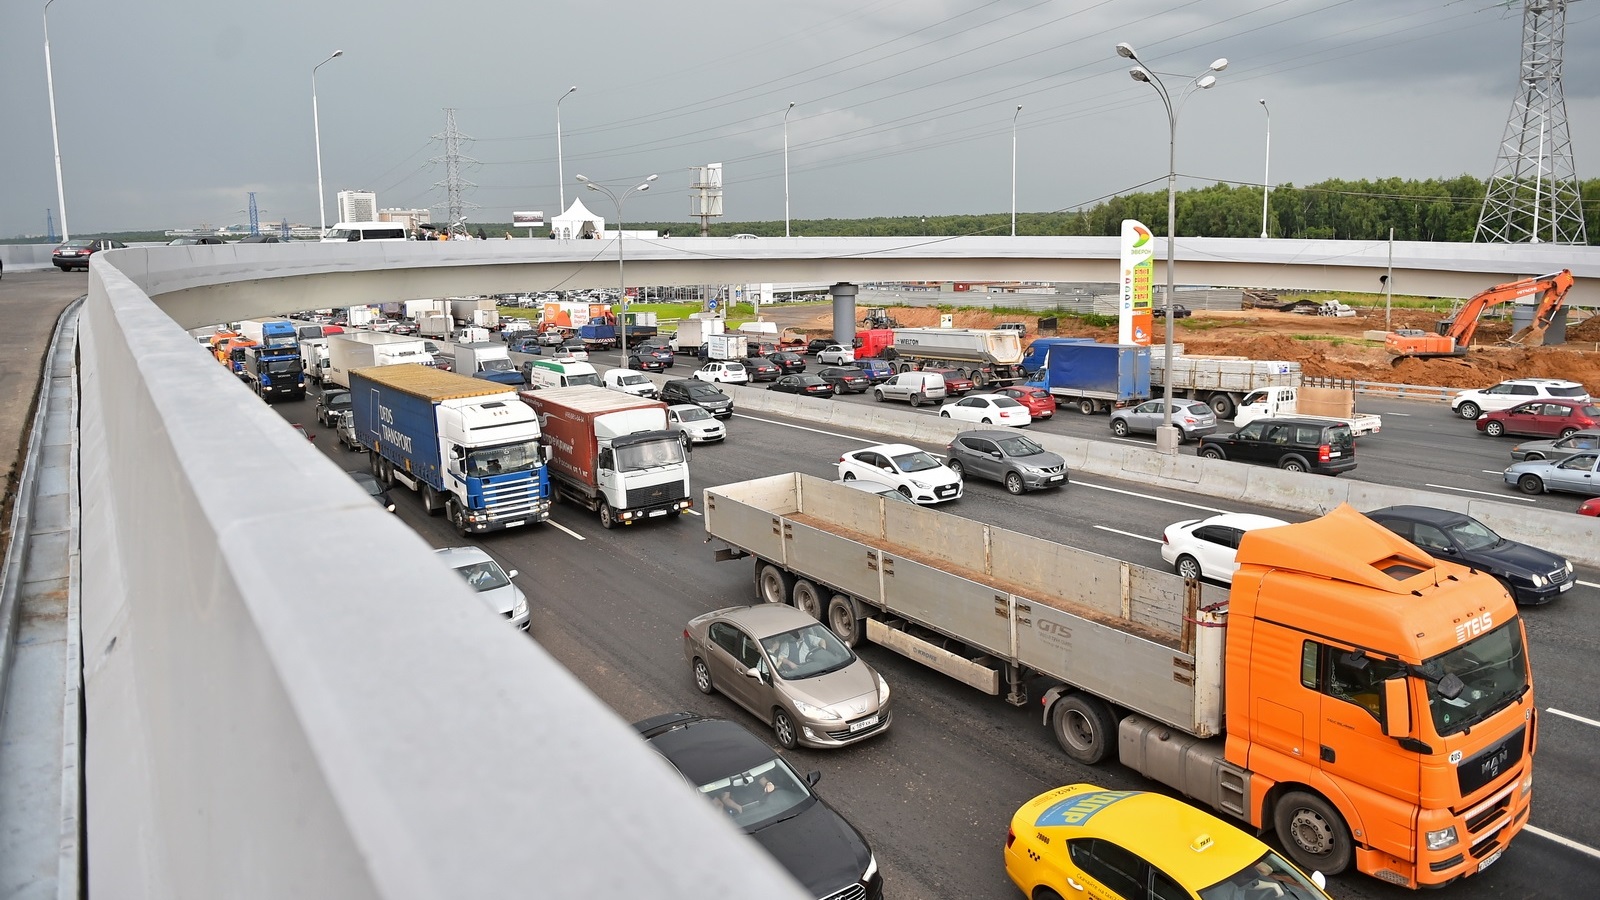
[943,430,1068,494]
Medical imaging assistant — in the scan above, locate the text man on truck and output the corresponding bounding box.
[703,475,1532,888]
[519,386,691,529]
[350,364,550,535]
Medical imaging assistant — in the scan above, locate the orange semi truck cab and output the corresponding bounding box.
[1220,506,1532,887]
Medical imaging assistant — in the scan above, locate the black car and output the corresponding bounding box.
[1152,303,1192,319]
[53,238,127,271]
[634,713,882,900]
[806,338,834,356]
[768,374,836,397]
[627,351,667,373]
[236,234,281,244]
[1197,418,1356,475]
[316,389,352,427]
[1365,505,1574,605]
[816,366,871,394]
[347,471,395,513]
[767,351,806,375]
[660,379,734,419]
[636,344,675,367]
[742,357,781,382]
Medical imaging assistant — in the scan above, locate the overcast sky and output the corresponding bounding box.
[2,0,1596,237]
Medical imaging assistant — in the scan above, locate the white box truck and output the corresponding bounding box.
[326,332,435,388]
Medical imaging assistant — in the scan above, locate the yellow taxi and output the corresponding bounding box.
[1005,784,1334,900]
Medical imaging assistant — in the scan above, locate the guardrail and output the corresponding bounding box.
[1305,377,1456,403]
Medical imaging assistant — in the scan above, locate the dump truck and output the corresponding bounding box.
[877,327,1027,386]
[703,474,1533,889]
[1149,352,1302,419]
[349,364,550,534]
[518,386,692,529]
[1024,340,1150,413]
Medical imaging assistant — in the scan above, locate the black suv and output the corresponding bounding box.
[1198,417,1356,474]
[660,379,734,419]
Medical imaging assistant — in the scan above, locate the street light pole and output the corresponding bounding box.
[1011,105,1022,237]
[1116,42,1226,453]
[783,102,795,237]
[312,49,344,234]
[576,174,657,359]
[556,86,577,217]
[43,0,70,241]
[1259,99,1271,239]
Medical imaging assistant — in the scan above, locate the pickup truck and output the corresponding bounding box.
[1232,385,1381,436]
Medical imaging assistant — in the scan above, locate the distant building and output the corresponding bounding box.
[337,190,378,223]
[379,208,432,231]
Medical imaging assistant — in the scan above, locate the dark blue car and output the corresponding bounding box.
[506,335,543,355]
[852,358,895,384]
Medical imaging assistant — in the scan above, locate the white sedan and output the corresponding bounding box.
[667,404,726,444]
[938,395,1032,427]
[1160,513,1290,583]
[837,442,963,505]
[817,344,856,365]
[693,361,749,385]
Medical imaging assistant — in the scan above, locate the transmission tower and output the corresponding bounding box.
[1475,0,1587,245]
[45,209,57,242]
[247,192,260,236]
[430,108,479,227]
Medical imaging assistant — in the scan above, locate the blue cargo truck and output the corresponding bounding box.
[243,343,305,402]
[1025,341,1151,414]
[578,321,618,350]
[350,364,551,535]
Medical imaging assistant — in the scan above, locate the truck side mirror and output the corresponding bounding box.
[451,446,465,460]
[1382,676,1411,738]
[541,445,553,463]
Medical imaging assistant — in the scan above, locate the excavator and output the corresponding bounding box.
[1385,269,1575,358]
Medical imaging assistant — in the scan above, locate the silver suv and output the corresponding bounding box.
[1452,379,1590,420]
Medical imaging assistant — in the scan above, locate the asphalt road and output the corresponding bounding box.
[266,360,1599,900]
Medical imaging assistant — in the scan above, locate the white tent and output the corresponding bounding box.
[550,198,604,240]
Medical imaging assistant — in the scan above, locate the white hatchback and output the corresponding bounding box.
[837,442,963,505]
[1160,513,1290,583]
[938,395,1032,427]
[693,361,750,385]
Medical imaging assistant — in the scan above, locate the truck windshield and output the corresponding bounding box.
[615,439,684,472]
[463,440,543,478]
[568,374,602,387]
[265,360,302,375]
[1419,619,1528,737]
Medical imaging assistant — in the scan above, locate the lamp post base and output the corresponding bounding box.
[1154,425,1182,456]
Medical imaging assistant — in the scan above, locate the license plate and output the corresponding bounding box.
[1478,850,1502,872]
[1048,474,1064,482]
[1329,451,1341,457]
[1560,581,1572,591]
[504,520,525,528]
[849,715,879,732]
[648,509,667,517]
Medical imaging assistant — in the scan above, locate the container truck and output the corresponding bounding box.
[704,473,1534,889]
[454,342,524,386]
[1232,385,1383,436]
[347,306,377,328]
[705,333,744,361]
[404,299,444,320]
[300,338,331,383]
[1025,341,1151,413]
[1149,352,1302,419]
[419,312,454,339]
[326,332,435,389]
[349,364,551,534]
[670,314,724,353]
[237,319,299,349]
[1019,337,1097,376]
[579,319,619,350]
[243,343,305,402]
[449,298,500,330]
[875,327,1026,386]
[518,386,692,529]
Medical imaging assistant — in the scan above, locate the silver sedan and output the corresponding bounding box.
[684,604,891,750]
[1504,451,1600,496]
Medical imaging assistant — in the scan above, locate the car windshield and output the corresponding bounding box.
[992,397,1024,408]
[568,374,602,387]
[676,406,711,422]
[1549,385,1588,398]
[689,386,724,400]
[1442,517,1502,552]
[1417,619,1529,737]
[891,450,942,473]
[451,560,510,592]
[1327,425,1355,451]
[996,436,1046,457]
[327,394,351,410]
[1199,851,1327,900]
[60,240,93,249]
[696,756,813,831]
[481,358,514,372]
[614,438,685,472]
[462,439,543,478]
[760,624,856,679]
[616,373,649,386]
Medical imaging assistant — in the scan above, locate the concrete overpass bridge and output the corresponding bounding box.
[3,236,1598,898]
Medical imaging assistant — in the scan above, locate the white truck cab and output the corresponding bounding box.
[1233,385,1382,436]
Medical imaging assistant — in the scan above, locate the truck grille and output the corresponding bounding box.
[483,475,546,520]
[1455,724,1525,797]
[625,481,688,510]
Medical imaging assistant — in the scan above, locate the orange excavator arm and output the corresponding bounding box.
[1445,269,1574,348]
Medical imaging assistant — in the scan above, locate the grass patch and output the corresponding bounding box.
[1291,334,1382,348]
[1175,317,1238,331]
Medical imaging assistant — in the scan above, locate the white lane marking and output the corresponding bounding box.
[1094,525,1162,544]
[1482,470,1504,475]
[1525,825,1600,861]
[547,520,586,541]
[1423,483,1537,503]
[1547,708,1600,729]
[1387,412,1412,416]
[1107,437,1149,446]
[682,507,703,517]
[1579,580,1600,590]
[731,413,879,443]
[1076,480,1227,514]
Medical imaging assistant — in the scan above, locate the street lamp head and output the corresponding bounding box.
[1259,97,1267,106]
[788,101,795,109]
[1115,42,1137,60]
[1209,57,1228,72]
[331,49,344,59]
[575,174,590,183]
[1196,74,1217,90]
[1129,67,1151,83]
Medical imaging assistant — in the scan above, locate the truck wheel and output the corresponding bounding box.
[1456,401,1480,420]
[1077,399,1096,416]
[1208,394,1236,419]
[1274,791,1353,876]
[1110,419,1130,437]
[598,502,616,529]
[757,562,793,605]
[827,594,863,647]
[873,389,885,402]
[369,452,384,479]
[792,579,824,619]
[1050,692,1117,765]
[973,371,989,387]
[1279,456,1309,473]
[448,501,471,537]
[422,486,445,517]
[1484,421,1505,437]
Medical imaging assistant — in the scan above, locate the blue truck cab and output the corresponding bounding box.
[244,344,306,402]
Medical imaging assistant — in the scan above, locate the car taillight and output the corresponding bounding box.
[1006,827,1016,849]
[682,629,691,639]
[839,456,846,463]
[1318,444,1331,462]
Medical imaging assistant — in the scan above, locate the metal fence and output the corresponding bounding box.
[1305,377,1456,402]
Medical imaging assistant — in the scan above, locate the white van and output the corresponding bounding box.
[523,359,602,390]
[873,371,947,408]
[321,222,411,243]
[603,369,659,399]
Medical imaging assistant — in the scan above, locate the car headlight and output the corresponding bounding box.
[1565,560,1574,574]
[877,675,891,704]
[909,479,929,489]
[863,854,878,883]
[1529,573,1546,587]
[1426,826,1459,851]
[513,595,528,617]
[792,699,841,720]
